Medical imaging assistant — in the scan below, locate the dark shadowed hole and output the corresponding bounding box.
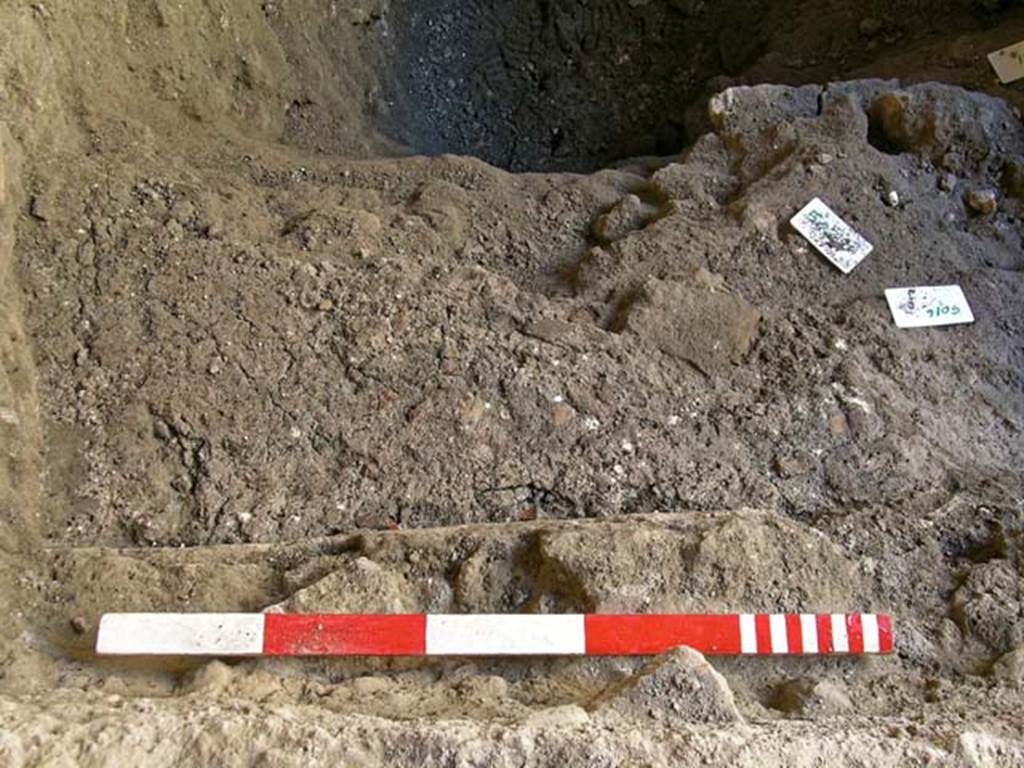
[380,0,769,173]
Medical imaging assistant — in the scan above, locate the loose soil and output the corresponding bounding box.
[1,1,1023,765]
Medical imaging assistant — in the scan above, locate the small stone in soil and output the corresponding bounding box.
[966,189,998,216]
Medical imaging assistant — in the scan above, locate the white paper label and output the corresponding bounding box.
[791,198,873,274]
[989,40,1024,84]
[884,285,975,329]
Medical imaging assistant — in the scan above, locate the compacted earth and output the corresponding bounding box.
[1,1,1023,765]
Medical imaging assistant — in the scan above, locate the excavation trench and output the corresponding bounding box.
[1,0,1024,762]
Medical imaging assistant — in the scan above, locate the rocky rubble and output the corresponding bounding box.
[0,0,1023,764]
[10,80,1020,550]
[594,646,744,725]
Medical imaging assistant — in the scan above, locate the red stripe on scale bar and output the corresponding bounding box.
[263,614,426,656]
[95,613,894,657]
[584,614,743,655]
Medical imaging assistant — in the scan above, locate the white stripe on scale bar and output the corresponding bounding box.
[861,614,880,653]
[425,615,585,656]
[831,613,850,653]
[769,614,788,654]
[800,614,819,654]
[739,614,757,654]
[96,613,265,655]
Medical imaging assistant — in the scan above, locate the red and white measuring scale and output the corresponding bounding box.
[96,613,893,657]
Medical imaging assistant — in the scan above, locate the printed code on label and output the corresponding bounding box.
[791,198,873,274]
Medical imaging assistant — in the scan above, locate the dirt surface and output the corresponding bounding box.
[1,0,1024,765]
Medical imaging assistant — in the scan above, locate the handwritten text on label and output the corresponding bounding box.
[884,285,975,329]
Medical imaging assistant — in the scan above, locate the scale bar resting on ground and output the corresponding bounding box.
[95,613,894,657]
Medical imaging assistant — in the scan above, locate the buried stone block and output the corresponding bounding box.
[771,678,853,716]
[992,647,1024,685]
[593,646,742,725]
[264,557,418,614]
[867,84,1024,174]
[619,272,761,375]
